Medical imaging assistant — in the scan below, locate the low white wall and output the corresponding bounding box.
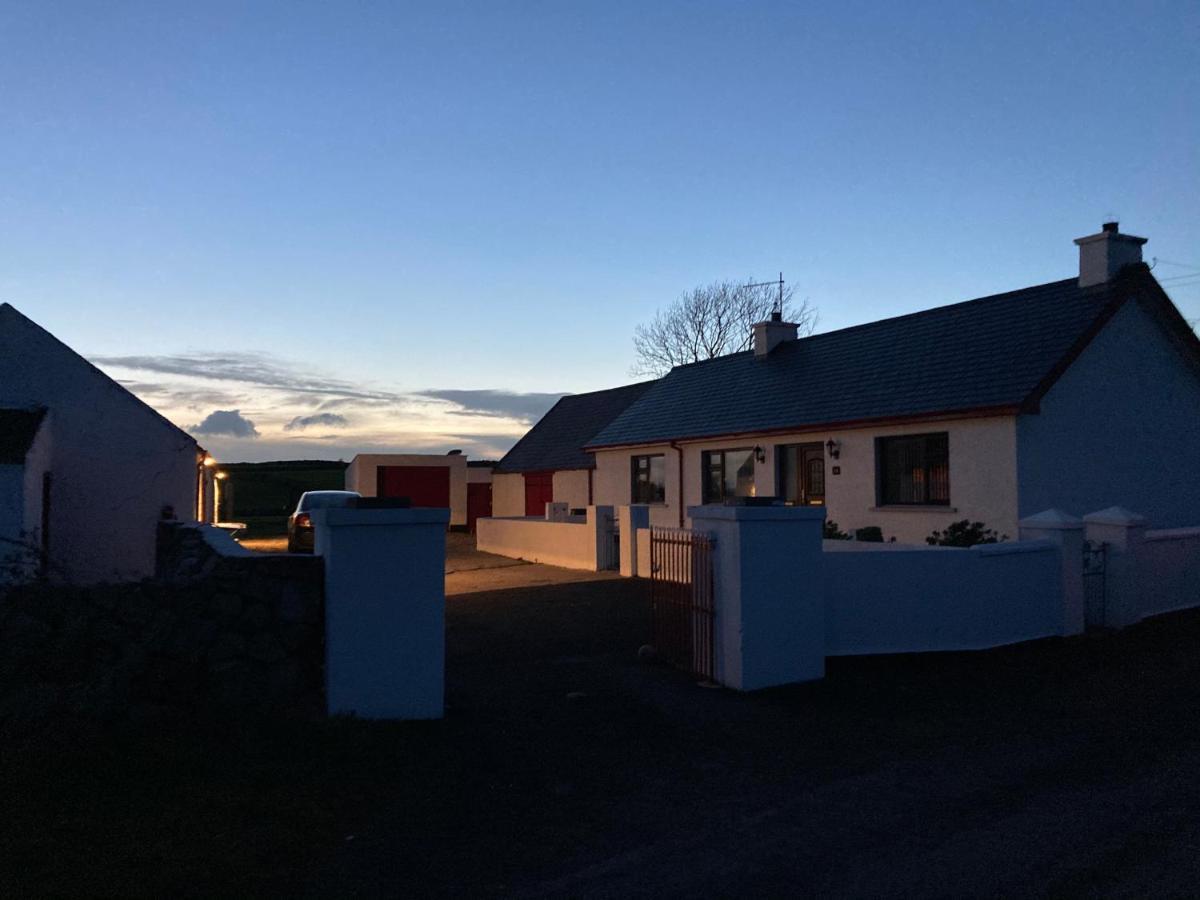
[1138,527,1200,620]
[824,540,1064,655]
[477,510,611,571]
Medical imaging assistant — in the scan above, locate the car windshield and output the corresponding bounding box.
[296,491,359,512]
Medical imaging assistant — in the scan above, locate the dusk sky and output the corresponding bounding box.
[2,1,1197,462]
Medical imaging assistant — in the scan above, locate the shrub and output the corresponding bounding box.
[926,520,1008,547]
[823,520,851,540]
[854,526,884,543]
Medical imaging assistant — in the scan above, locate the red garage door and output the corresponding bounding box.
[467,482,492,532]
[377,466,451,508]
[524,471,554,517]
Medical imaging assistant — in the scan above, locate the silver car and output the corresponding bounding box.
[287,490,361,552]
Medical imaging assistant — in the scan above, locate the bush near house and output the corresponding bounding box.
[823,520,851,540]
[926,520,1008,547]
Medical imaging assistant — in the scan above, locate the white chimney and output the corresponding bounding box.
[753,310,799,358]
[1074,221,1147,288]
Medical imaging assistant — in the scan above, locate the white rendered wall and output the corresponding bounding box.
[0,307,199,583]
[491,473,526,517]
[553,469,591,509]
[476,508,614,571]
[345,453,467,527]
[823,540,1064,655]
[1139,528,1200,620]
[593,415,1019,543]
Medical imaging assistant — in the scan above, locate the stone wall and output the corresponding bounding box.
[0,523,324,729]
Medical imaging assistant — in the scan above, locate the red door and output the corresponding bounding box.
[467,482,492,532]
[524,471,554,517]
[377,466,451,508]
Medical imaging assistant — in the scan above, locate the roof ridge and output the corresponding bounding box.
[663,276,1088,375]
[0,302,200,449]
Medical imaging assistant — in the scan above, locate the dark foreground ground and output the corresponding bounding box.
[4,576,1200,897]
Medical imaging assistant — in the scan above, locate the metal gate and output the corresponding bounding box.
[650,528,715,681]
[1083,539,1107,627]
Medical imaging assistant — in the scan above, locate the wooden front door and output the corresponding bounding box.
[778,443,825,506]
[523,471,554,517]
[467,482,492,532]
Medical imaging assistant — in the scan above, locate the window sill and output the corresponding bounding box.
[869,505,957,513]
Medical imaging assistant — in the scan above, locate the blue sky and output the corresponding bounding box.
[1,1,1197,461]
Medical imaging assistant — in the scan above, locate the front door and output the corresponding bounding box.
[778,443,825,506]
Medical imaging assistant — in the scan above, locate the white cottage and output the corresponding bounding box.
[0,304,210,583]
[581,224,1200,542]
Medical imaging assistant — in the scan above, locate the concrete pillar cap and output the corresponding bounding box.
[1018,509,1083,529]
[1082,506,1147,527]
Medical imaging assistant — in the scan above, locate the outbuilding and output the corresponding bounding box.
[491,382,655,518]
[344,452,494,530]
[0,303,212,583]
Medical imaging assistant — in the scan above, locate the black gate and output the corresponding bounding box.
[650,528,716,681]
[1083,539,1107,627]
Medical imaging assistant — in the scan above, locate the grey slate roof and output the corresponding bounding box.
[0,407,47,464]
[495,381,656,473]
[588,268,1174,448]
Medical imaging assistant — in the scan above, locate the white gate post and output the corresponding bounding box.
[587,505,616,570]
[315,506,449,719]
[688,505,826,690]
[1018,509,1086,636]
[618,505,650,577]
[1082,506,1147,628]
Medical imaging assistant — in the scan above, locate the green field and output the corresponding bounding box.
[220,460,348,536]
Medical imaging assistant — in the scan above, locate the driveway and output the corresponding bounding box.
[305,585,1200,897]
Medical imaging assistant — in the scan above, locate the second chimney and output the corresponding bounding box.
[753,310,799,358]
[1074,221,1147,288]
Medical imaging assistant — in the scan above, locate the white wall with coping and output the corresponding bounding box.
[476,506,616,571]
[314,506,448,720]
[690,505,827,690]
[824,539,1064,655]
[593,415,1019,544]
[0,306,200,583]
[345,453,467,527]
[491,472,525,517]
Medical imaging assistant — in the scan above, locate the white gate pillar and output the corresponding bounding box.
[618,505,650,577]
[1018,509,1086,636]
[1083,506,1147,628]
[315,506,449,719]
[688,505,826,690]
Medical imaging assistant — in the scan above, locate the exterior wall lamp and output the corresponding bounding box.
[754,445,766,463]
[825,438,841,459]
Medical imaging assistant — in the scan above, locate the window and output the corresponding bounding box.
[877,432,950,505]
[701,448,756,504]
[631,454,666,504]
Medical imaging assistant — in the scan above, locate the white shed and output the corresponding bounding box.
[0,303,208,583]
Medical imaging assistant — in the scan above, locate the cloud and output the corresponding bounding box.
[191,409,260,438]
[93,351,400,401]
[418,389,564,423]
[284,413,350,432]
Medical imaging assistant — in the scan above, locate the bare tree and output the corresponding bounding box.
[631,278,818,377]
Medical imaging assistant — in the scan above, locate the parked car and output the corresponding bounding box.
[287,490,361,552]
